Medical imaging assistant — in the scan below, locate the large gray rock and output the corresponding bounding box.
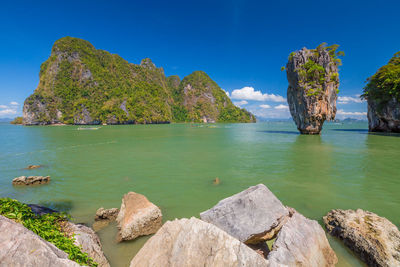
[286,46,338,134]
[201,184,337,266]
[130,217,268,267]
[368,97,400,132]
[200,184,290,244]
[0,215,79,267]
[268,210,338,267]
[324,209,400,267]
[116,192,162,241]
[63,222,110,267]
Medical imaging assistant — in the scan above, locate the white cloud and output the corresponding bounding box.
[231,87,286,102]
[274,104,289,110]
[336,109,367,116]
[250,107,290,119]
[0,101,21,118]
[223,90,230,97]
[0,109,17,116]
[337,96,364,104]
[233,100,248,107]
[259,104,271,109]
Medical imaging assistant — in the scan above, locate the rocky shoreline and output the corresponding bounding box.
[2,184,398,266]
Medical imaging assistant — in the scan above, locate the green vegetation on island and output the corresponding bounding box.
[173,71,255,123]
[0,198,97,266]
[23,37,255,125]
[288,43,344,97]
[10,117,23,124]
[362,51,400,105]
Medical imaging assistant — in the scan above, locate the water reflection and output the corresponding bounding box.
[363,134,400,225]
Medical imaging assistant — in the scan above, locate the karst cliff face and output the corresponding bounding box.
[363,52,400,132]
[367,98,400,132]
[286,46,340,134]
[23,37,255,125]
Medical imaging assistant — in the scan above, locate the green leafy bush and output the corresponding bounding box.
[362,52,400,104]
[0,198,97,266]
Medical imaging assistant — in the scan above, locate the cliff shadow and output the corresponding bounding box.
[330,129,369,133]
[331,129,400,137]
[258,130,299,135]
[36,200,73,213]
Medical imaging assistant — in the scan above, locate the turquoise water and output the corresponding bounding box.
[1,121,399,266]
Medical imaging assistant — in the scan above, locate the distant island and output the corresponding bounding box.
[22,37,255,125]
[362,51,400,132]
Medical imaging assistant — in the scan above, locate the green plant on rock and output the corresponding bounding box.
[288,43,343,97]
[0,198,97,266]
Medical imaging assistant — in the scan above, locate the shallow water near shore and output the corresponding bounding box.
[1,121,399,266]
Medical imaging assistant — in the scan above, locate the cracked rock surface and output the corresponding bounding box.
[324,209,400,267]
[200,184,289,244]
[130,217,268,267]
[116,192,162,241]
[0,215,79,267]
[201,184,337,266]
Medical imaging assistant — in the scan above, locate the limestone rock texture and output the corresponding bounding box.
[129,217,268,267]
[0,215,79,267]
[200,184,289,244]
[324,209,400,267]
[368,97,400,132]
[12,175,50,185]
[116,192,162,241]
[63,222,110,267]
[176,71,256,123]
[201,184,337,266]
[95,207,119,221]
[286,47,339,134]
[268,211,338,267]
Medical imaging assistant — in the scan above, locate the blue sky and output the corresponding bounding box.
[0,0,399,119]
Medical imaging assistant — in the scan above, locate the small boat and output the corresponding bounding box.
[77,127,100,130]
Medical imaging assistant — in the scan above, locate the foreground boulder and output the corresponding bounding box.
[12,175,50,185]
[130,217,268,267]
[324,209,400,267]
[116,192,162,241]
[268,210,338,266]
[201,184,337,266]
[286,44,341,134]
[200,184,289,244]
[63,222,110,267]
[20,203,109,266]
[0,215,79,266]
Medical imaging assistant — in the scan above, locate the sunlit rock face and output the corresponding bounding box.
[286,47,339,134]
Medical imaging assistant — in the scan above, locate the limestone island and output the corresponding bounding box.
[285,43,343,134]
[22,37,255,125]
[362,51,400,132]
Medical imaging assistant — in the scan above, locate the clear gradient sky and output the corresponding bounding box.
[1,0,399,119]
